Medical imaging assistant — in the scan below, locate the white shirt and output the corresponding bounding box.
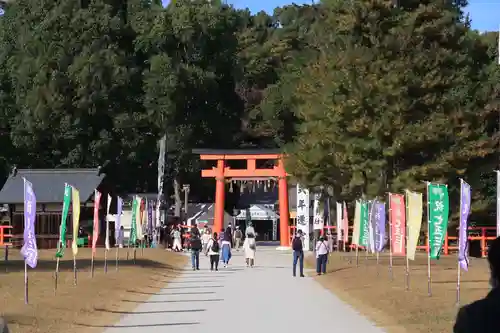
[315,241,329,255]
[201,233,210,244]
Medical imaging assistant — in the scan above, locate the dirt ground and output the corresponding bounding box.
[0,247,188,333]
[307,251,491,333]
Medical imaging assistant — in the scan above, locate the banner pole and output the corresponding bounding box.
[376,252,380,276]
[388,193,393,281]
[73,255,77,286]
[115,247,119,271]
[24,262,28,304]
[356,245,359,267]
[405,190,410,291]
[54,257,60,294]
[104,249,108,274]
[91,253,95,278]
[426,182,432,297]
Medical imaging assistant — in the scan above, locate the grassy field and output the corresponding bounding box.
[307,251,490,333]
[0,247,187,333]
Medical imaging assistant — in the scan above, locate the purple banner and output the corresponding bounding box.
[374,202,386,252]
[459,180,471,271]
[21,178,37,268]
[115,197,123,242]
[147,200,153,237]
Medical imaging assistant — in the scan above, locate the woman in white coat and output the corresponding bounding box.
[243,233,256,267]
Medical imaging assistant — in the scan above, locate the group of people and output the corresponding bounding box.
[291,229,330,277]
[184,222,258,271]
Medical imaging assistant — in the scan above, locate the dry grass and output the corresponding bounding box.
[307,251,491,333]
[0,247,188,333]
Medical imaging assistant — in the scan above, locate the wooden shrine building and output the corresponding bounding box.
[0,168,110,248]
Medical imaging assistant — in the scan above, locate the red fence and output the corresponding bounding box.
[289,225,497,257]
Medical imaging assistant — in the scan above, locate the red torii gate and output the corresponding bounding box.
[193,149,290,247]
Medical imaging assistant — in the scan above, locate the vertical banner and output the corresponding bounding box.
[342,202,349,243]
[157,135,166,228]
[390,194,406,256]
[374,202,386,252]
[296,184,310,250]
[21,178,37,268]
[71,187,81,256]
[368,200,377,253]
[129,197,138,246]
[313,193,324,231]
[92,190,101,255]
[406,190,423,261]
[116,197,123,244]
[336,202,342,244]
[496,170,500,237]
[359,201,370,247]
[136,196,144,240]
[428,183,449,260]
[147,200,153,238]
[352,201,361,246]
[55,184,71,258]
[105,195,111,250]
[458,180,471,271]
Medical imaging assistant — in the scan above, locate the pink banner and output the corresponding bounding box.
[92,190,101,254]
[390,193,406,256]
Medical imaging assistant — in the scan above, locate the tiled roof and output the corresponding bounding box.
[0,168,105,204]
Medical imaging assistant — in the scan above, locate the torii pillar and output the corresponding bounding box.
[194,149,291,247]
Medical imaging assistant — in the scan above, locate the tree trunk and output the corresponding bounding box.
[173,177,182,218]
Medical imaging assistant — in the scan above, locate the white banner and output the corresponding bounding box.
[296,184,310,250]
[313,193,324,230]
[336,202,342,242]
[496,170,500,237]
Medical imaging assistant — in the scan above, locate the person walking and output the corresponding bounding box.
[207,232,220,271]
[189,233,202,271]
[245,221,256,238]
[315,236,329,275]
[243,231,256,267]
[234,226,243,251]
[221,228,232,268]
[292,230,305,277]
[171,227,182,252]
[454,236,500,333]
[201,229,211,256]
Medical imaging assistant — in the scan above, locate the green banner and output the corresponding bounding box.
[358,201,370,246]
[55,184,72,258]
[428,183,449,260]
[129,197,137,246]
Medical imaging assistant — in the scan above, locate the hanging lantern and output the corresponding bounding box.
[229,180,233,193]
[264,180,268,192]
[240,180,244,194]
[252,181,256,192]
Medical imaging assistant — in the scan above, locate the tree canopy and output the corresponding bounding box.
[0,0,497,224]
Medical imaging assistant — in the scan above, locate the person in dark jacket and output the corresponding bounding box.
[189,233,202,271]
[453,236,500,333]
[291,230,305,277]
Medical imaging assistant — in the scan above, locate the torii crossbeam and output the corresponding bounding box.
[193,149,290,247]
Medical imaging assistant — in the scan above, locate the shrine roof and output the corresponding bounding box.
[192,149,282,156]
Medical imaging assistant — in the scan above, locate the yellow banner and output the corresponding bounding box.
[351,201,361,246]
[406,190,423,260]
[71,187,81,256]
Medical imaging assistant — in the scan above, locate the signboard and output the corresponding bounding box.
[235,205,278,220]
[296,184,310,250]
[313,193,324,230]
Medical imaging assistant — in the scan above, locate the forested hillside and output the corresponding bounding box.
[0,0,498,223]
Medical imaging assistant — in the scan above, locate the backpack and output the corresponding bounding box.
[292,236,303,251]
[235,230,243,239]
[210,239,220,252]
[190,236,202,250]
